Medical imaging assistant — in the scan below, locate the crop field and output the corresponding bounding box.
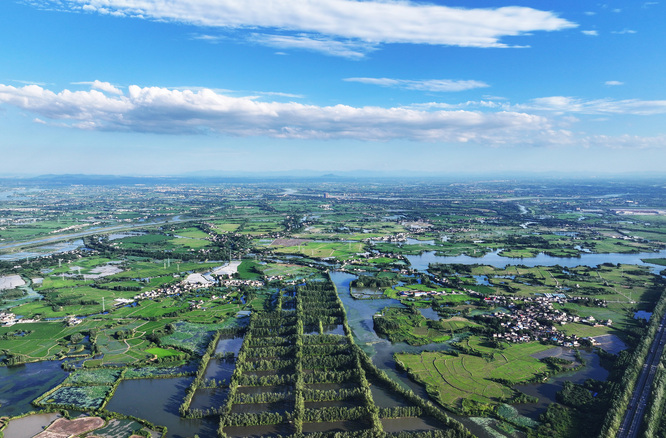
[160,321,229,354]
[239,220,284,236]
[109,260,219,279]
[40,385,111,410]
[396,338,552,410]
[113,298,188,319]
[581,237,654,254]
[64,368,122,385]
[146,346,182,358]
[438,317,481,332]
[260,263,320,280]
[209,221,242,233]
[273,241,365,260]
[171,236,211,249]
[125,365,189,379]
[183,303,244,324]
[237,260,263,280]
[172,227,210,239]
[115,233,172,248]
[87,320,154,365]
[85,418,149,438]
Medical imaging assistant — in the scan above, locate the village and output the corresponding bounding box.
[477,293,611,346]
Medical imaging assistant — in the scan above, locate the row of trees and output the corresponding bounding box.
[179,331,223,418]
[597,276,666,437]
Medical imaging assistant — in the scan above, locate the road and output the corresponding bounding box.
[617,309,666,438]
[0,215,191,253]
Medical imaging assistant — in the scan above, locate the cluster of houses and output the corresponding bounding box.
[131,270,263,303]
[0,312,17,326]
[363,233,408,243]
[133,284,183,301]
[264,275,306,286]
[397,289,465,299]
[478,294,611,346]
[220,279,264,288]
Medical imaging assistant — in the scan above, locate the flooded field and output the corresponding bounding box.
[3,413,62,438]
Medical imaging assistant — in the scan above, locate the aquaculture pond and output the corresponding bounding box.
[106,377,219,438]
[0,360,67,416]
[3,412,61,438]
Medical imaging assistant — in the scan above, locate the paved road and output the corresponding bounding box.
[0,215,194,252]
[617,310,666,438]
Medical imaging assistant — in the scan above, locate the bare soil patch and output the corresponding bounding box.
[34,416,104,438]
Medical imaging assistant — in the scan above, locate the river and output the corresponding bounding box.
[406,248,666,274]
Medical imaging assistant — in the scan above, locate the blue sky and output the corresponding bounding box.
[1,0,665,176]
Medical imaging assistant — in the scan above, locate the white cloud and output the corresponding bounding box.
[605,81,624,86]
[191,34,226,42]
[12,79,49,86]
[581,30,599,36]
[582,134,666,149]
[249,34,373,59]
[255,91,304,99]
[72,80,123,95]
[3,83,666,150]
[344,78,489,92]
[31,0,577,50]
[517,96,666,115]
[612,29,637,35]
[0,82,555,144]
[408,101,505,110]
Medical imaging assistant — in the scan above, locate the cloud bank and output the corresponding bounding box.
[31,0,576,55]
[0,82,551,144]
[2,83,664,149]
[520,96,666,115]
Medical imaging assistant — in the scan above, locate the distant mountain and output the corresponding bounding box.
[1,170,664,187]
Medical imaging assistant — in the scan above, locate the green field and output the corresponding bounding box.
[396,337,552,411]
[145,346,183,358]
[374,307,472,345]
[273,240,366,260]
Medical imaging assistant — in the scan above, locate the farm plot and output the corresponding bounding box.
[125,365,191,379]
[34,417,105,438]
[39,385,112,410]
[160,321,229,354]
[85,418,150,438]
[273,241,366,261]
[64,368,122,386]
[395,338,552,410]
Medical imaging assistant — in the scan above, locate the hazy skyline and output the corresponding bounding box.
[1,1,665,175]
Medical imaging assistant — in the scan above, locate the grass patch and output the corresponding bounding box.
[395,337,552,412]
[146,347,182,358]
